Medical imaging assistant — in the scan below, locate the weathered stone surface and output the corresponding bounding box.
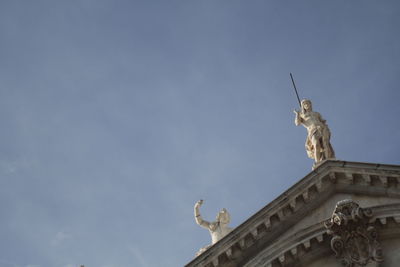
[325,199,383,266]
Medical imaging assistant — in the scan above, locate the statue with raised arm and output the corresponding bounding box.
[294,99,335,168]
[194,199,233,255]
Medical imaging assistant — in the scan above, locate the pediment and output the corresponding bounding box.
[185,160,400,267]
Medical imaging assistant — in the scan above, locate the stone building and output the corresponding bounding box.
[185,160,400,267]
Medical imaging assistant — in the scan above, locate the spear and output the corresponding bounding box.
[290,73,301,108]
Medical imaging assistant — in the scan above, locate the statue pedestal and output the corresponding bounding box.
[312,158,336,170]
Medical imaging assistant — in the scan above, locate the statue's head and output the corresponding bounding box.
[301,99,312,112]
[216,208,231,225]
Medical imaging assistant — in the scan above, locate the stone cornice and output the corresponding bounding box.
[246,203,400,267]
[185,160,400,267]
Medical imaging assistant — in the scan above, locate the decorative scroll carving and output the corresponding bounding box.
[325,200,383,266]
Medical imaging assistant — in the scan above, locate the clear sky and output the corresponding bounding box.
[0,1,399,267]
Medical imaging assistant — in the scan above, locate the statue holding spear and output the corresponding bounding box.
[291,73,335,169]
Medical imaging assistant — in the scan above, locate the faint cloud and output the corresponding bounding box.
[0,259,19,267]
[0,158,36,174]
[51,231,72,246]
[128,245,148,267]
[0,160,18,174]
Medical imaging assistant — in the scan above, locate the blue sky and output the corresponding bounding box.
[0,1,399,267]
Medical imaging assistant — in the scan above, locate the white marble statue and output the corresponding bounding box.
[194,200,233,255]
[294,99,335,168]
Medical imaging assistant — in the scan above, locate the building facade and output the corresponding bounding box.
[186,160,400,267]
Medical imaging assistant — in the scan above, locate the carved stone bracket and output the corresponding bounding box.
[324,200,383,266]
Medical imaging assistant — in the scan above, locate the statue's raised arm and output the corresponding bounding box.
[194,200,211,230]
[294,109,302,126]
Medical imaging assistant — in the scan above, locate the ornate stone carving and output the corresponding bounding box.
[194,200,233,256]
[294,99,335,169]
[324,200,383,266]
